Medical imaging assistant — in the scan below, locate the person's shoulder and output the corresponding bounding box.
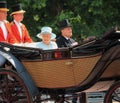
[10,21,14,25]
[51,41,57,44]
[4,21,11,27]
[50,41,58,48]
[70,38,75,42]
[56,36,61,43]
[56,36,67,45]
[35,41,42,47]
[4,20,10,25]
[20,23,27,29]
[20,23,25,26]
[56,35,65,40]
[36,41,43,46]
[4,20,9,23]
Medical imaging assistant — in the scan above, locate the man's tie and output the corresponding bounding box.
[67,39,72,47]
[68,39,71,44]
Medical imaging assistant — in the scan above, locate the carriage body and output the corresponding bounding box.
[0,29,120,103]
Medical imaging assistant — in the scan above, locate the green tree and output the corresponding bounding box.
[6,0,120,42]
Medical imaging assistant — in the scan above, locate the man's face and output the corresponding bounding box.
[0,10,7,21]
[61,27,72,38]
[13,13,24,22]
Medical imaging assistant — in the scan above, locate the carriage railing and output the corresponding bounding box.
[0,38,116,61]
[0,42,72,61]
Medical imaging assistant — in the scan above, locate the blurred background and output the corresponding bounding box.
[6,0,120,42]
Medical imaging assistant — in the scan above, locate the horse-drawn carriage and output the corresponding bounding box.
[0,28,120,103]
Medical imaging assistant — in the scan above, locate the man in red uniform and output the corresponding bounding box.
[0,1,18,67]
[10,3,33,43]
[0,1,17,44]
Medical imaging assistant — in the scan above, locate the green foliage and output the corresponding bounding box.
[6,0,120,42]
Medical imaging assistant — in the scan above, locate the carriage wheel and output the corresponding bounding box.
[0,69,32,103]
[79,92,87,103]
[104,81,120,103]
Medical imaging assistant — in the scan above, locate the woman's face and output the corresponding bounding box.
[41,34,51,45]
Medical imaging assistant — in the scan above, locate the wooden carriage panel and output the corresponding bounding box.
[22,55,101,88]
[101,60,120,78]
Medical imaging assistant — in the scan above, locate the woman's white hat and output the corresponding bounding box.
[37,26,56,39]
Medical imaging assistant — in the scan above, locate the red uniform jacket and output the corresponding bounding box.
[0,21,17,44]
[10,21,33,43]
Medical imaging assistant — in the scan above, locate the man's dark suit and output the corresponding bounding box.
[56,35,75,48]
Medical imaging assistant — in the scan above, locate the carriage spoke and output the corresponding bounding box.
[104,81,120,103]
[0,69,32,103]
